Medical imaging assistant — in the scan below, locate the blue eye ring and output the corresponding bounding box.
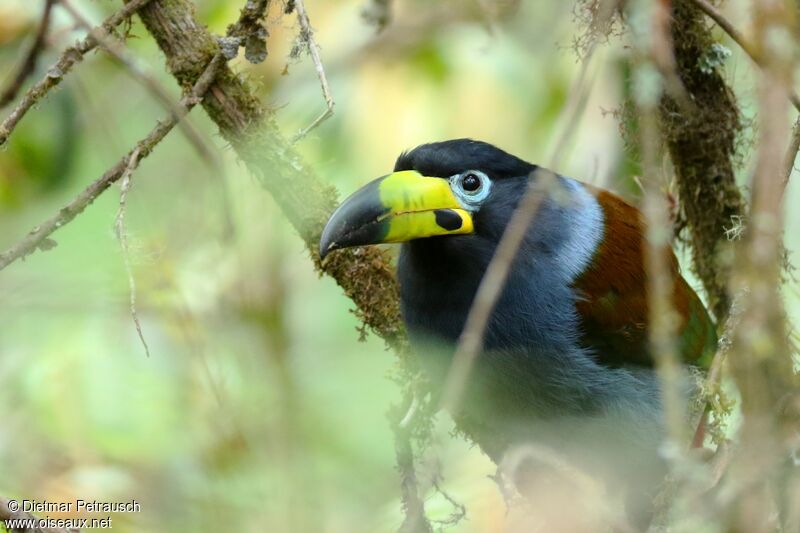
[449,170,491,210]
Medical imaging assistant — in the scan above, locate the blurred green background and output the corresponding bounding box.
[0,0,798,531]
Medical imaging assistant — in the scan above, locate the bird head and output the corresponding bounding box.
[319,139,538,258]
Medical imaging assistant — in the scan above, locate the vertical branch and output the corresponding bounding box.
[658,0,746,322]
[723,1,799,529]
[634,0,688,450]
[641,125,687,447]
[113,147,151,358]
[731,0,795,442]
[391,392,432,533]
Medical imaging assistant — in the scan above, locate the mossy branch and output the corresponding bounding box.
[127,0,408,352]
[130,3,422,530]
[658,0,746,322]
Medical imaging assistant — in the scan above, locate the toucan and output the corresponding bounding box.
[319,139,716,518]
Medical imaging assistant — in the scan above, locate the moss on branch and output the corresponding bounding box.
[128,0,408,350]
[658,0,746,321]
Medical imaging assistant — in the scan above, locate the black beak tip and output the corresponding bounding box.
[319,241,334,260]
[319,177,387,260]
[318,225,340,260]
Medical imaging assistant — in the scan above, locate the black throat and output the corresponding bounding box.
[398,236,494,347]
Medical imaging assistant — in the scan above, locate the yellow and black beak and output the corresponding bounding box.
[319,170,474,258]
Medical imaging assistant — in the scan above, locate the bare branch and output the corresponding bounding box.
[689,0,747,53]
[631,0,694,453]
[58,0,218,167]
[0,0,281,272]
[640,111,688,448]
[0,0,56,109]
[290,0,335,143]
[719,2,800,526]
[0,54,226,271]
[649,0,692,109]
[0,0,155,147]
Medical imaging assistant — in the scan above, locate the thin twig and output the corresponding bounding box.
[691,0,800,112]
[58,0,218,167]
[440,18,604,413]
[690,0,747,52]
[398,392,419,429]
[431,477,467,527]
[640,113,687,448]
[714,4,799,524]
[696,287,747,441]
[0,0,155,147]
[0,0,56,109]
[783,116,800,192]
[290,0,335,143]
[0,54,226,271]
[548,0,621,165]
[548,44,599,166]
[439,170,555,414]
[113,147,151,358]
[393,391,433,533]
[634,0,690,451]
[650,0,693,109]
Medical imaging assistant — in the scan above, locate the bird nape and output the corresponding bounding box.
[319,138,717,523]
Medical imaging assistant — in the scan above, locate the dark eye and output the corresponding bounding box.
[461,172,482,193]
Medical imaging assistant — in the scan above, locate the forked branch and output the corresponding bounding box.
[0,0,155,146]
[0,54,226,271]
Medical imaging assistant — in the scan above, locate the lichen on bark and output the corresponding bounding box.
[657,0,746,322]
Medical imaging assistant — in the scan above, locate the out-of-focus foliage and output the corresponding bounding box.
[0,0,798,531]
